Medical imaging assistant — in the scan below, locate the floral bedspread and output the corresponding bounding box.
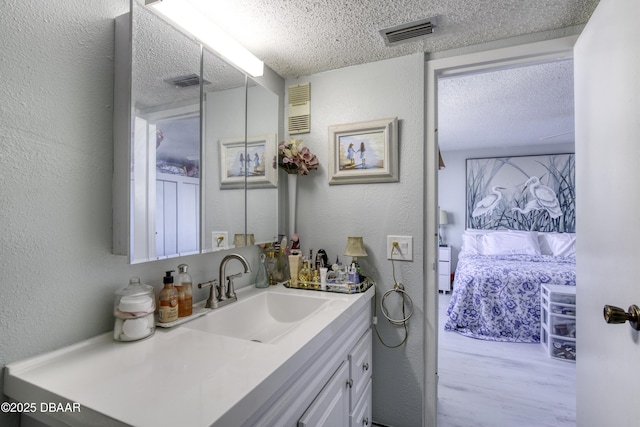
[444,253,576,342]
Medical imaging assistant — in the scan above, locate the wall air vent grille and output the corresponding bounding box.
[166,74,211,88]
[380,16,438,46]
[288,83,311,134]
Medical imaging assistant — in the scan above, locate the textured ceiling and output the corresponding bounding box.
[438,59,575,151]
[132,3,246,111]
[132,0,598,153]
[189,0,598,79]
[186,0,596,151]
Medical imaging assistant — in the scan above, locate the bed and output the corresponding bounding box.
[444,231,576,343]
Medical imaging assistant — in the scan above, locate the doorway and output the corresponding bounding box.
[423,36,578,427]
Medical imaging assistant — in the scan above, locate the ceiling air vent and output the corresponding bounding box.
[380,16,438,46]
[288,83,310,135]
[165,74,210,88]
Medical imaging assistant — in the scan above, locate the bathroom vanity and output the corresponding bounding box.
[4,285,373,426]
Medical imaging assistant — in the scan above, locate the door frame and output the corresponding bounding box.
[423,35,578,427]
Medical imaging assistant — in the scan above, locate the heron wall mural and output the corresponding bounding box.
[466,154,575,232]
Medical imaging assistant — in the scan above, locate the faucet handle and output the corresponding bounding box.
[197,279,218,309]
[226,273,242,299]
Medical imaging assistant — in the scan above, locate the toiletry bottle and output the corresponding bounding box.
[289,252,302,284]
[348,262,359,284]
[316,249,328,270]
[298,258,312,285]
[319,267,328,291]
[158,271,179,323]
[176,264,193,317]
[255,253,269,288]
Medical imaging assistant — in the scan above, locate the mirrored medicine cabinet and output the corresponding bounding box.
[113,0,281,264]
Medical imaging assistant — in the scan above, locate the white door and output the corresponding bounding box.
[574,0,640,424]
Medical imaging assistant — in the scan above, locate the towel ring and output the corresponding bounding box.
[380,282,414,325]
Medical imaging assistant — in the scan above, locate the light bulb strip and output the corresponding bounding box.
[147,0,264,77]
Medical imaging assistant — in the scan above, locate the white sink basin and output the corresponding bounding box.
[184,291,330,343]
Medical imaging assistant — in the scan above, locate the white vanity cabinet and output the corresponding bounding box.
[297,329,373,427]
[348,330,373,427]
[5,286,374,427]
[244,303,373,427]
[351,379,373,427]
[298,361,351,426]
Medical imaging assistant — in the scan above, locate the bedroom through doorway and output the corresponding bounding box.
[433,48,577,426]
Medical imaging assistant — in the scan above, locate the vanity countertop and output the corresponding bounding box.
[4,284,374,427]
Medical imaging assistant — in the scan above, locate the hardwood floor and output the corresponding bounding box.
[437,293,576,427]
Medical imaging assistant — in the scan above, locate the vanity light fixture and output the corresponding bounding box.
[146,0,264,77]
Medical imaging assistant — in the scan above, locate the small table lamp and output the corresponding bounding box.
[439,210,449,246]
[344,236,368,265]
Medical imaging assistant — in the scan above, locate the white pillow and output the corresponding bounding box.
[461,233,484,255]
[539,233,576,257]
[482,231,541,256]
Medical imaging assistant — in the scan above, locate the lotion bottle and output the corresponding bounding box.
[158,270,179,323]
[176,264,193,317]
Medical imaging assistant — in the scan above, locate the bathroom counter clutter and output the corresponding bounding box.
[4,283,374,427]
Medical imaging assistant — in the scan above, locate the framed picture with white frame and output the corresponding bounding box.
[328,117,399,185]
[219,133,277,189]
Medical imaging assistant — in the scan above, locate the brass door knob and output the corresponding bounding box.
[603,304,640,330]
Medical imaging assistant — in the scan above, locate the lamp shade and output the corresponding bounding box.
[343,236,368,257]
[439,210,449,225]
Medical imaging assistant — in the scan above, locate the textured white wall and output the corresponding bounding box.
[285,53,425,427]
[0,1,423,426]
[0,2,262,426]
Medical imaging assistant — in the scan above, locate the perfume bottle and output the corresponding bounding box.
[255,253,269,288]
[298,258,312,285]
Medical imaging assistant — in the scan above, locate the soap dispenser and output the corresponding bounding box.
[158,271,179,323]
[176,264,193,317]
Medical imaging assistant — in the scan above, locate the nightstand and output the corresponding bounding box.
[438,245,451,293]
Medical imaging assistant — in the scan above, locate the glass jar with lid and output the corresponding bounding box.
[113,277,156,342]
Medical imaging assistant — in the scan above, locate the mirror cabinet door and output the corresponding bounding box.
[133,1,202,263]
[201,48,248,252]
[246,78,280,245]
[114,0,280,263]
[114,1,203,264]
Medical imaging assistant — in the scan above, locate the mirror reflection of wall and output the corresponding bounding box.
[151,109,200,257]
[116,0,203,264]
[114,0,281,263]
[202,47,247,252]
[246,80,279,245]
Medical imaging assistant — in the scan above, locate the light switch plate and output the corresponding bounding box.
[387,235,413,261]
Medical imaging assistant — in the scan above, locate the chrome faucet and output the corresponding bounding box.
[197,253,251,309]
[219,253,251,302]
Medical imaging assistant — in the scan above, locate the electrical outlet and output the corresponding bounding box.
[211,231,228,251]
[387,235,413,261]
